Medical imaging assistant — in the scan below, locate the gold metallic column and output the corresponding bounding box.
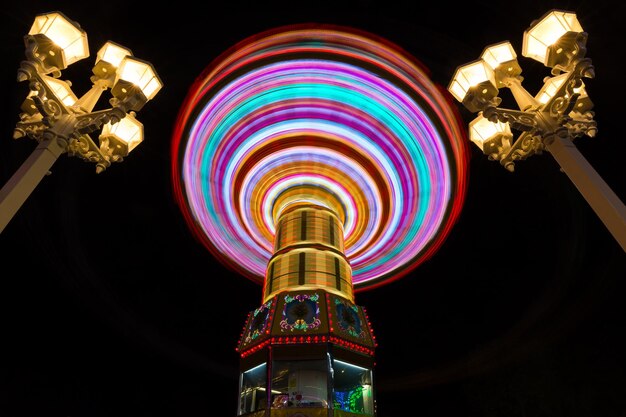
[263,203,353,303]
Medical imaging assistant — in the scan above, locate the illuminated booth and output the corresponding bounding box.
[236,204,376,417]
[171,24,468,417]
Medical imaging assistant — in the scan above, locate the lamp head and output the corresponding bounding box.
[93,41,133,85]
[522,9,586,71]
[536,73,593,114]
[469,113,512,156]
[20,74,77,115]
[536,72,569,106]
[480,41,522,87]
[111,56,163,111]
[27,11,89,71]
[99,112,144,157]
[448,59,499,113]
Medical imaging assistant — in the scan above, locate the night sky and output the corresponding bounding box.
[1,1,625,417]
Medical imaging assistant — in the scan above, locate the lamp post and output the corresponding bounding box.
[0,11,163,233]
[448,9,626,252]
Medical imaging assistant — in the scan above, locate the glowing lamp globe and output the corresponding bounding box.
[536,72,570,105]
[99,112,144,157]
[480,41,522,86]
[93,41,133,82]
[111,56,163,110]
[27,11,89,71]
[522,9,585,70]
[448,59,498,113]
[20,74,77,115]
[536,72,594,116]
[469,113,512,155]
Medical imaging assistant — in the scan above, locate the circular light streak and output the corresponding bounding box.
[171,24,469,291]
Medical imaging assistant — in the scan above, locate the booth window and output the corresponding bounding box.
[238,362,267,415]
[332,359,374,415]
[271,359,329,409]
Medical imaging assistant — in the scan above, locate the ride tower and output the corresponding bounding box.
[236,202,376,417]
[172,25,469,417]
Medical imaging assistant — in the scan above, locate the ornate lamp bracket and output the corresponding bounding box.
[17,36,62,80]
[499,131,545,172]
[483,106,539,133]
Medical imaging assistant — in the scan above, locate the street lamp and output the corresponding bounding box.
[0,11,163,233]
[448,9,626,252]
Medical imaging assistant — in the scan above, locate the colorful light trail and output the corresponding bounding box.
[171,24,469,290]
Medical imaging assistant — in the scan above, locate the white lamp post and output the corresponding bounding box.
[448,9,626,252]
[0,11,163,233]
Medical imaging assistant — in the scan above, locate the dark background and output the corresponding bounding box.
[1,1,625,416]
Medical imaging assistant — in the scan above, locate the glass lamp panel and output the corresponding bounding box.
[469,114,510,152]
[29,12,89,66]
[448,60,494,102]
[522,10,583,64]
[42,75,78,106]
[536,74,592,112]
[481,41,517,70]
[536,73,568,104]
[561,12,584,32]
[96,41,132,69]
[116,57,163,100]
[142,77,162,101]
[101,115,144,153]
[448,79,467,103]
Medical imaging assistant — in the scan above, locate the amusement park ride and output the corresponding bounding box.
[171,25,468,417]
